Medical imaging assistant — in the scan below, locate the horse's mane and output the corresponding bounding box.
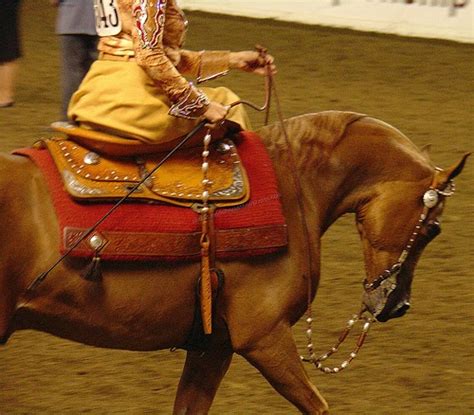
[256,111,365,167]
[256,110,431,171]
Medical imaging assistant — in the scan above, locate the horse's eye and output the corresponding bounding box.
[426,221,441,239]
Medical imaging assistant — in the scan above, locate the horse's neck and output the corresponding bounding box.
[258,113,358,224]
[257,112,433,233]
[257,113,345,237]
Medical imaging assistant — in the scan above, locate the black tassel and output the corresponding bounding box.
[81,253,102,282]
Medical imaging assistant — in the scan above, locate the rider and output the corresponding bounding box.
[68,0,276,148]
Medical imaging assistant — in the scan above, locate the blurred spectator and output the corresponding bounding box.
[0,0,22,108]
[51,0,98,120]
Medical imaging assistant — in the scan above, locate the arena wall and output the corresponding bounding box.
[180,0,473,43]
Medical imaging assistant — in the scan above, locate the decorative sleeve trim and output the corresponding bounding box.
[133,0,167,49]
[169,83,210,119]
[197,50,231,84]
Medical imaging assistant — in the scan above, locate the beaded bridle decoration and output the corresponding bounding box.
[362,179,455,295]
[300,172,456,374]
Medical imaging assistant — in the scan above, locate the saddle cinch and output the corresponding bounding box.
[46,122,250,208]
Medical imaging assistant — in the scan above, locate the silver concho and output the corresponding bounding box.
[216,142,232,153]
[84,152,100,165]
[423,189,439,208]
[89,234,105,250]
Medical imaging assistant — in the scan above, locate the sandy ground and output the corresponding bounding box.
[0,2,473,414]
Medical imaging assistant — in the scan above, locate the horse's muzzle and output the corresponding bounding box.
[375,299,411,322]
[362,277,411,322]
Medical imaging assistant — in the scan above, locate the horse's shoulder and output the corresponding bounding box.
[0,152,40,183]
[0,151,32,164]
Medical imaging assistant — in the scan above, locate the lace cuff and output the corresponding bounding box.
[169,83,210,119]
[197,51,231,83]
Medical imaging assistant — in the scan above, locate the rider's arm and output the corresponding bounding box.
[131,0,209,119]
[177,50,277,79]
[177,50,231,83]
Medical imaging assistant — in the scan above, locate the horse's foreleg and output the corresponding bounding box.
[173,347,233,415]
[238,324,329,415]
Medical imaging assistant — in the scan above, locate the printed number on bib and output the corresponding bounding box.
[94,0,122,36]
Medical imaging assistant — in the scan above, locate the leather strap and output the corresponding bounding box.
[200,211,213,334]
[98,51,136,62]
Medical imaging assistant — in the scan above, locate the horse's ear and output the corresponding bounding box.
[420,144,432,159]
[436,153,470,185]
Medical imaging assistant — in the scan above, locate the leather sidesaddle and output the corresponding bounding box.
[45,122,250,208]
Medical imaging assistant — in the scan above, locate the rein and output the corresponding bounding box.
[302,171,456,374]
[363,177,455,294]
[301,308,374,374]
[229,45,273,124]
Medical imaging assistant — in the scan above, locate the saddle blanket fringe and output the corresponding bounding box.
[14,132,288,261]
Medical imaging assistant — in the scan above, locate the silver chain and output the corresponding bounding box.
[301,309,374,374]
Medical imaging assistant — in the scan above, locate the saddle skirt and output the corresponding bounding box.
[14,131,288,261]
[43,135,249,208]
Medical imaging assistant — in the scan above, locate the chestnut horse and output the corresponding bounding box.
[0,111,468,414]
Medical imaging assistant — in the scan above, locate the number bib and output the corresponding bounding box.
[94,0,122,36]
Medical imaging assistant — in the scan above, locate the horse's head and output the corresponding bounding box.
[357,153,469,322]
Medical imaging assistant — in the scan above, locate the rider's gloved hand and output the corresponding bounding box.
[203,101,231,124]
[229,51,277,76]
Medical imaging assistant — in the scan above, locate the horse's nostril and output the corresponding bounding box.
[392,301,411,318]
[401,302,410,312]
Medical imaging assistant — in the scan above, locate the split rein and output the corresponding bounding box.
[301,174,456,374]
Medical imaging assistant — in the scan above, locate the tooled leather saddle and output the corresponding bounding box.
[16,123,288,263]
[45,122,250,208]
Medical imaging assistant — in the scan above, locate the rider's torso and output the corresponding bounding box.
[97,0,188,61]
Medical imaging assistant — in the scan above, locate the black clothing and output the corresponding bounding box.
[0,0,22,63]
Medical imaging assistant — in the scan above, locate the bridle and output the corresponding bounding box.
[231,51,460,373]
[301,170,456,374]
[362,172,455,299]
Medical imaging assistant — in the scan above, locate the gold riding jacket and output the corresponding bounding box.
[96,0,230,119]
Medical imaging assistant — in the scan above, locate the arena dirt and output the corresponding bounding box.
[0,3,472,414]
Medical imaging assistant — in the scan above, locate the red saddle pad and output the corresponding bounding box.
[14,131,287,261]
